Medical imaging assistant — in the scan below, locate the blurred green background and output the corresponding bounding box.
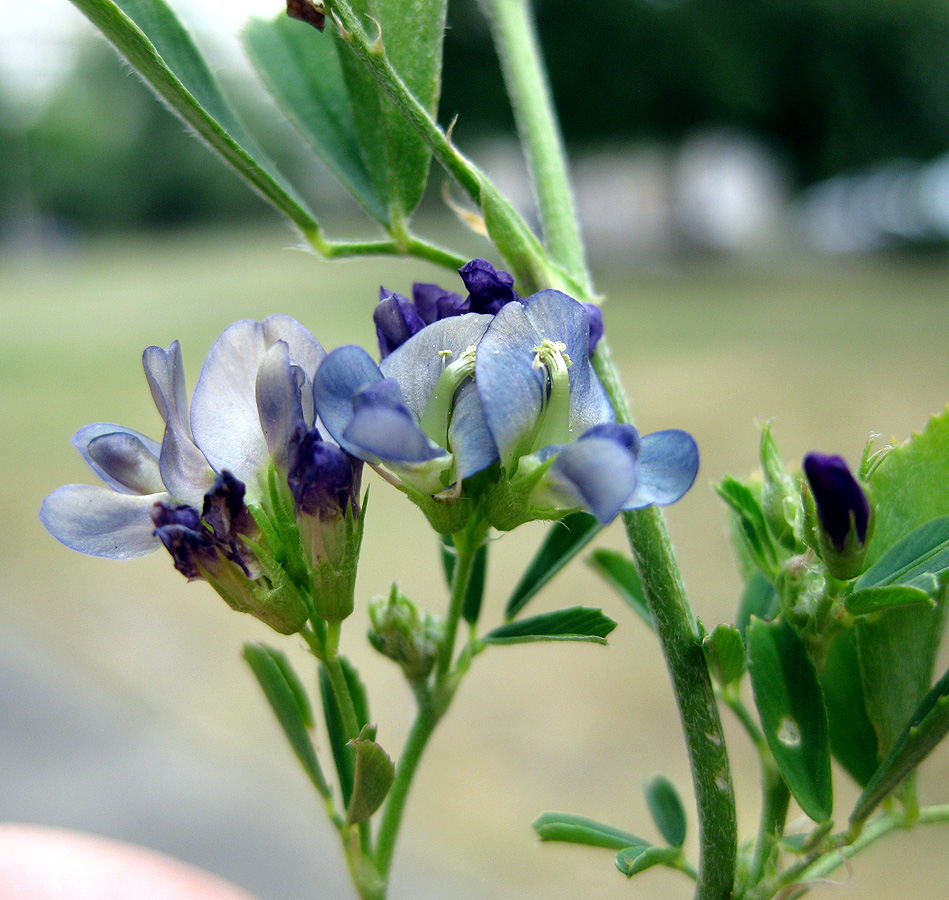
[2,0,949,897]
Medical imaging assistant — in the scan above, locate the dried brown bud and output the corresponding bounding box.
[287,0,325,31]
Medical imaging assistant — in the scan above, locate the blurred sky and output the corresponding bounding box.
[0,0,282,104]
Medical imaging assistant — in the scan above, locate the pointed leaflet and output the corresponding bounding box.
[858,409,949,758]
[533,812,649,852]
[586,548,652,629]
[851,659,949,828]
[482,606,616,645]
[746,618,833,822]
[615,845,683,878]
[244,15,389,224]
[333,0,447,218]
[644,775,686,848]
[243,644,330,797]
[69,0,318,232]
[319,661,371,805]
[505,512,601,619]
[819,630,880,787]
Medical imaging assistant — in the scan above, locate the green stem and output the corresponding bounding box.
[595,337,738,900]
[478,0,590,291]
[302,231,469,271]
[373,527,484,881]
[322,621,361,741]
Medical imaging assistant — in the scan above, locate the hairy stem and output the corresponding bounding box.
[595,341,738,900]
[477,0,590,291]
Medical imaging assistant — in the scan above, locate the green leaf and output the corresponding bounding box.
[844,584,933,618]
[702,623,746,686]
[735,570,780,637]
[644,775,686,847]
[340,655,370,731]
[346,725,395,824]
[857,411,949,760]
[586,548,652,629]
[462,541,489,624]
[819,630,880,787]
[716,477,779,577]
[615,845,682,877]
[856,515,949,592]
[319,664,354,804]
[851,660,949,827]
[69,0,318,233]
[533,812,648,852]
[505,512,601,620]
[747,618,833,822]
[244,14,388,223]
[482,606,616,645]
[243,643,329,797]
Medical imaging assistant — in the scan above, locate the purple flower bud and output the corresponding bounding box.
[458,258,519,314]
[802,453,870,549]
[151,501,215,579]
[412,282,467,324]
[201,471,249,541]
[287,424,361,520]
[374,290,426,358]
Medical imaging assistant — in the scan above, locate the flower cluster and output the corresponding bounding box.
[41,261,698,622]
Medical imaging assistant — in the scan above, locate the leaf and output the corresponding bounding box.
[586,548,652,629]
[702,623,746,686]
[533,812,649,852]
[462,541,488,624]
[851,660,949,827]
[346,725,395,824]
[244,643,330,797]
[858,410,949,757]
[319,664,354,804]
[371,0,447,215]
[69,0,318,233]
[819,630,880,787]
[855,515,949,592]
[716,476,779,577]
[747,618,833,822]
[644,775,686,847]
[244,14,388,223]
[615,845,683,877]
[482,607,616,646]
[735,570,781,636]
[844,584,933,618]
[505,512,601,620]
[340,655,370,731]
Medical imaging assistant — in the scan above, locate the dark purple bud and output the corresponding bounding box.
[803,453,870,549]
[201,471,248,540]
[458,258,519,314]
[151,501,215,579]
[374,290,426,358]
[583,303,604,353]
[287,424,361,519]
[412,282,467,324]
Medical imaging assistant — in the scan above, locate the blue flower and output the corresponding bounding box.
[474,290,698,526]
[39,316,363,630]
[314,313,498,529]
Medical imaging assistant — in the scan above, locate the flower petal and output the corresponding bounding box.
[313,345,386,457]
[40,484,169,559]
[72,424,162,494]
[262,314,326,423]
[623,429,699,509]
[190,320,272,489]
[344,400,445,464]
[545,436,640,524]
[448,380,498,481]
[521,290,613,436]
[143,342,215,504]
[475,300,548,467]
[380,313,493,419]
[256,341,305,466]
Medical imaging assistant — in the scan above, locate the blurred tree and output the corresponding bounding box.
[442,0,949,185]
